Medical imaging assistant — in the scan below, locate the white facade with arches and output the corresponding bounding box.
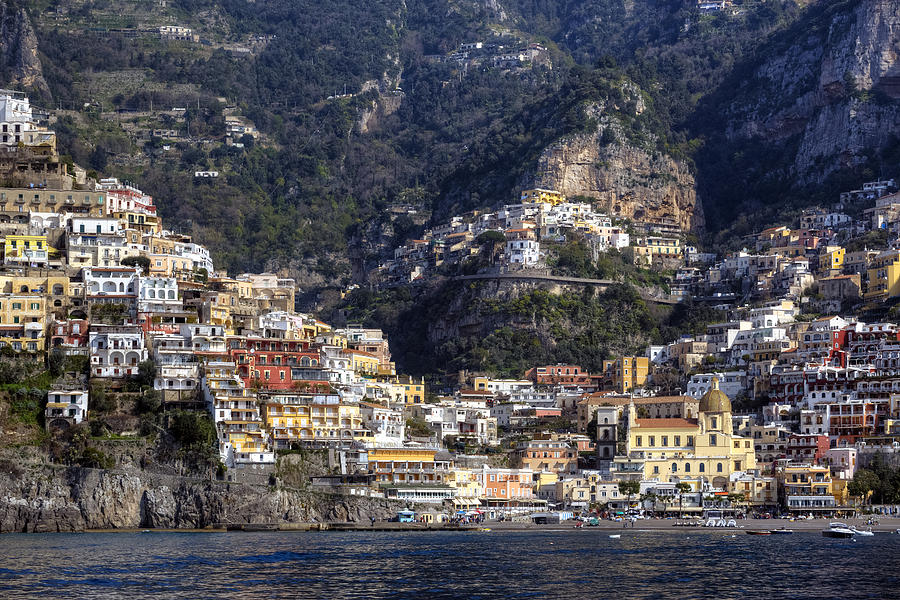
[89,326,147,378]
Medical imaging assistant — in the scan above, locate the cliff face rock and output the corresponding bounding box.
[528,133,703,232]
[0,2,49,99]
[722,0,900,183]
[0,464,404,533]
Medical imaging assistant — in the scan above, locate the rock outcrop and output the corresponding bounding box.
[0,1,49,99]
[721,0,900,183]
[528,133,702,232]
[0,463,404,533]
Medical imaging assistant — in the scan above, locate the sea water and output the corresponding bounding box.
[1,530,898,599]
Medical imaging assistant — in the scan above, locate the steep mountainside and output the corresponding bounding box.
[697,0,900,233]
[0,0,893,283]
[0,0,47,98]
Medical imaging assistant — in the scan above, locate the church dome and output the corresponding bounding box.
[699,377,731,413]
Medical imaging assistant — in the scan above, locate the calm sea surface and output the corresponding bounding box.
[1,529,898,599]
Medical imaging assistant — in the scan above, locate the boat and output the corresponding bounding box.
[771,528,793,534]
[851,527,874,537]
[822,523,855,539]
[477,527,491,532]
[608,534,621,539]
[746,530,772,535]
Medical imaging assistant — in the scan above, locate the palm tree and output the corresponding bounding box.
[675,482,692,517]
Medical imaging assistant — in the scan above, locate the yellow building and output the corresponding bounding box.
[0,293,46,352]
[780,464,841,512]
[520,188,565,205]
[263,393,365,448]
[0,273,69,312]
[615,379,756,486]
[865,249,900,299]
[113,210,161,235]
[448,468,481,507]
[368,446,452,485]
[602,356,650,393]
[3,234,59,266]
[403,377,425,403]
[633,237,682,265]
[347,349,380,376]
[818,246,845,273]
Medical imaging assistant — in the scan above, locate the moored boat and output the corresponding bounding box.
[822,522,855,539]
[746,530,772,535]
[771,528,793,534]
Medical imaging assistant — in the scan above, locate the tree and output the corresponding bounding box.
[619,480,641,509]
[675,482,692,517]
[121,255,151,273]
[476,230,506,265]
[848,469,880,505]
[169,410,216,448]
[135,359,157,389]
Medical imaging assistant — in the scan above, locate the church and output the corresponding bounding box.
[613,378,757,488]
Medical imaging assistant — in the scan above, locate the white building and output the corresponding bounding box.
[687,372,745,400]
[0,92,56,148]
[89,326,147,378]
[45,388,89,427]
[138,276,180,313]
[506,239,540,266]
[152,332,198,393]
[359,401,405,446]
[83,266,139,297]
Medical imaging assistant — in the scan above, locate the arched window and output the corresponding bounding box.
[699,463,705,473]
[672,463,678,472]
[685,463,691,473]
[19,285,28,293]
[716,463,723,473]
[52,284,64,295]
[603,417,609,424]
[168,290,176,299]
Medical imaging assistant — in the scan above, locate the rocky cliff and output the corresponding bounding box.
[0,1,49,99]
[0,461,405,533]
[720,0,900,184]
[529,132,702,232]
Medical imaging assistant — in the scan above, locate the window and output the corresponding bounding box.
[710,434,717,446]
[672,463,678,472]
[685,463,691,473]
[662,436,668,446]
[636,436,642,447]
[711,417,718,429]
[687,436,694,446]
[649,436,655,447]
[675,435,681,446]
[699,463,705,473]
[717,463,723,473]
[653,466,659,474]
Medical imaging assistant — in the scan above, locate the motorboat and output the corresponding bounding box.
[822,522,855,539]
[771,528,793,535]
[851,527,874,537]
[608,534,621,539]
[746,530,772,535]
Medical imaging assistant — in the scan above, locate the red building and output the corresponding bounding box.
[228,336,322,390]
[50,318,89,349]
[785,433,829,464]
[525,364,591,385]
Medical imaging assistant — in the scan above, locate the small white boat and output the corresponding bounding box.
[851,527,874,537]
[822,522,855,539]
[608,534,621,539]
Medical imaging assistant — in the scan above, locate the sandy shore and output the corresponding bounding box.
[73,517,900,534]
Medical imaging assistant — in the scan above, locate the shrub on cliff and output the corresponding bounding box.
[168,410,216,449]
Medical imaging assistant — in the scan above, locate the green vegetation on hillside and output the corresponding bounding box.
[334,281,723,377]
